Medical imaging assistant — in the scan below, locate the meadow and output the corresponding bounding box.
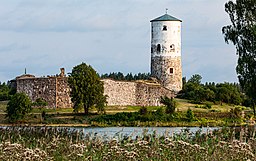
[0,126,255,160]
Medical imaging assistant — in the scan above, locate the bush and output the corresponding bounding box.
[139,106,148,115]
[6,93,32,122]
[186,108,194,122]
[32,98,48,107]
[160,96,177,114]
[204,103,212,109]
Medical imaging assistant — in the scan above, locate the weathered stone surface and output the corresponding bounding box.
[16,76,72,108]
[17,77,175,108]
[103,79,175,106]
[102,79,137,106]
[151,56,182,92]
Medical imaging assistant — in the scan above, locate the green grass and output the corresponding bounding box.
[0,99,251,127]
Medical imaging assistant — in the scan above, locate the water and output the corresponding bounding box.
[72,126,219,139]
[0,126,220,139]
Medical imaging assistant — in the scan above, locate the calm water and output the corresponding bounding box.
[71,127,219,139]
[1,126,220,139]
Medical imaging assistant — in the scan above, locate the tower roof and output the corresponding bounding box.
[150,14,182,22]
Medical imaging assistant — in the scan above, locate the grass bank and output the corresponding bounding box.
[0,99,252,127]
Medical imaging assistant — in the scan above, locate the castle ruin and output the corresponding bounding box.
[16,12,182,108]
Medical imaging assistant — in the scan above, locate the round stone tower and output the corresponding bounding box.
[150,13,182,92]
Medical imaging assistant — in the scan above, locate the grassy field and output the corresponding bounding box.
[0,99,239,114]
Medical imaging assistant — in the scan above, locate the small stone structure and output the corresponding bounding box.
[16,72,72,108]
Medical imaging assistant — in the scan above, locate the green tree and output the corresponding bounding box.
[222,0,256,115]
[6,93,32,122]
[160,96,177,114]
[187,74,202,85]
[186,108,194,122]
[68,63,106,114]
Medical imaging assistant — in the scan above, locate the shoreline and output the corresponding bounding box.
[0,122,253,128]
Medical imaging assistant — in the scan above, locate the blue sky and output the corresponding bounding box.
[0,0,237,83]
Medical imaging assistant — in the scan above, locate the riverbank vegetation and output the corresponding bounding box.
[0,126,255,160]
[0,97,252,127]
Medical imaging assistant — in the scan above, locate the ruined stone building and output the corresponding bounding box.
[16,13,182,108]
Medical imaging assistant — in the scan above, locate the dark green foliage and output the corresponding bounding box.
[204,103,212,109]
[139,106,148,115]
[101,72,151,81]
[179,74,243,105]
[42,111,46,120]
[222,0,256,115]
[215,83,242,105]
[186,108,194,122]
[187,74,202,85]
[68,63,106,115]
[0,82,16,101]
[6,93,32,122]
[32,98,48,107]
[89,111,184,125]
[160,96,177,114]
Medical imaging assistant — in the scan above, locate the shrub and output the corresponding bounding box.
[160,96,177,114]
[6,93,32,122]
[186,108,194,122]
[139,106,148,115]
[156,107,164,116]
[32,98,48,107]
[204,103,212,109]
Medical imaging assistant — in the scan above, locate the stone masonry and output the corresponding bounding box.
[16,75,72,108]
[16,72,175,108]
[151,56,182,92]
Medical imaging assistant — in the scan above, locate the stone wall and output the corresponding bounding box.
[102,79,137,106]
[16,76,175,108]
[16,76,72,108]
[135,82,174,106]
[103,79,175,106]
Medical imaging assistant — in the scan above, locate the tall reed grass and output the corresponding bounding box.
[0,126,255,160]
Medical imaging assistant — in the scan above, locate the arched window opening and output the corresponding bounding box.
[157,44,161,52]
[163,25,167,31]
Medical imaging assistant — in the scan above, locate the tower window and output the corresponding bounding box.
[157,44,161,52]
[163,25,167,31]
[170,44,175,52]
[169,68,174,74]
[170,44,175,49]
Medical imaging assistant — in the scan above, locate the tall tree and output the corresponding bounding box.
[68,63,106,114]
[222,0,256,115]
[6,93,32,122]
